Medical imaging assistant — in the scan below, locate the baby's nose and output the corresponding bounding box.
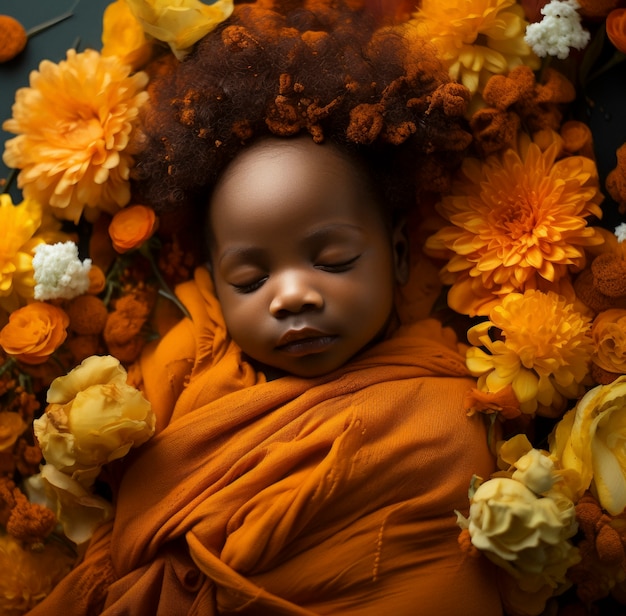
[269,272,324,316]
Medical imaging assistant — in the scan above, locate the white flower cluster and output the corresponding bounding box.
[524,0,590,60]
[615,222,626,243]
[33,241,92,300]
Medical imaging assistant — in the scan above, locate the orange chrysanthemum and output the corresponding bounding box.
[406,0,540,96]
[2,49,149,223]
[425,140,604,316]
[466,290,593,417]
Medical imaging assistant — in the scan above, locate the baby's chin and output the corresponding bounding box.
[244,353,348,381]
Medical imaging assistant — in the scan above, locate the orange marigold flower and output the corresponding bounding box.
[6,490,57,546]
[109,204,158,253]
[0,15,27,63]
[66,295,109,336]
[478,66,575,139]
[2,49,149,223]
[407,0,540,96]
[424,140,604,316]
[466,290,593,417]
[103,292,152,363]
[464,383,521,419]
[0,302,69,365]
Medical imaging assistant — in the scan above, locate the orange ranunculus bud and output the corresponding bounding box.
[87,264,107,295]
[0,303,69,365]
[108,205,158,254]
[607,9,626,54]
[0,15,27,63]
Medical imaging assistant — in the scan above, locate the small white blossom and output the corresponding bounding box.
[33,241,92,300]
[615,223,626,243]
[525,0,590,60]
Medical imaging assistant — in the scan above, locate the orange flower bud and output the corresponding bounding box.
[607,9,626,54]
[87,264,107,295]
[0,15,27,63]
[108,204,158,253]
[0,302,69,365]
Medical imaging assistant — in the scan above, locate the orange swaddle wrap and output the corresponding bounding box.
[29,268,501,615]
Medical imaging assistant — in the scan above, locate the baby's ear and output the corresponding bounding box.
[391,218,410,285]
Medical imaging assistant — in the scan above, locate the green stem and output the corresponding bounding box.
[144,251,191,319]
[26,7,76,38]
[0,357,16,378]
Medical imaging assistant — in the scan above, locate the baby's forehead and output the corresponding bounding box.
[216,136,359,185]
[212,136,379,211]
[207,136,389,242]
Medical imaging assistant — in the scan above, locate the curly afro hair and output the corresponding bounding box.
[130,0,472,219]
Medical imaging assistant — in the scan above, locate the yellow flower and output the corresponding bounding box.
[407,0,539,96]
[550,376,626,515]
[425,142,604,316]
[0,532,76,616]
[466,290,593,417]
[0,194,43,310]
[125,0,234,59]
[34,355,155,487]
[34,465,114,546]
[102,0,153,71]
[2,49,149,223]
[457,476,579,598]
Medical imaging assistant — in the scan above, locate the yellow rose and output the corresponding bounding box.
[458,476,579,606]
[125,0,234,59]
[550,376,626,515]
[102,0,153,71]
[34,355,155,487]
[29,465,114,545]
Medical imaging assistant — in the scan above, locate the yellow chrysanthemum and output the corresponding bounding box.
[0,195,43,311]
[0,533,76,616]
[0,195,71,313]
[466,290,593,417]
[2,49,149,223]
[407,0,540,96]
[425,141,604,317]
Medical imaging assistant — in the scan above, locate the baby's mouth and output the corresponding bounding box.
[276,329,337,356]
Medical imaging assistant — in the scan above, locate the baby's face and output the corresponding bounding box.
[208,137,405,377]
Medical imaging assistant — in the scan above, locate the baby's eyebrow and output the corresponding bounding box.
[303,223,365,242]
[217,246,266,267]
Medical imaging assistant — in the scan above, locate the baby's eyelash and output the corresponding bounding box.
[316,255,360,272]
[232,277,267,294]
